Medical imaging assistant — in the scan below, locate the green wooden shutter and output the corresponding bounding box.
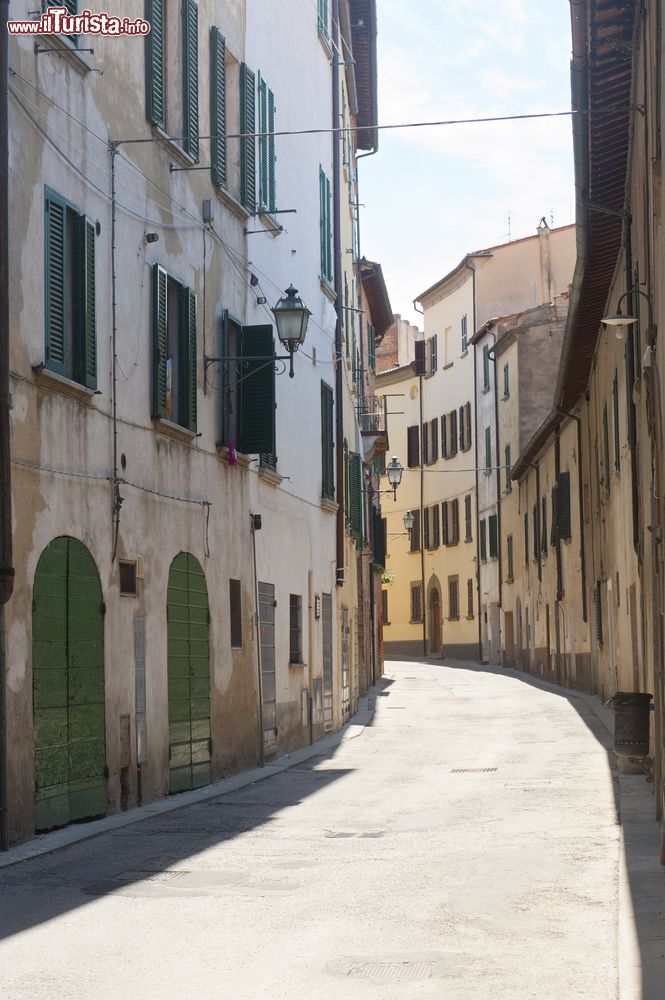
[180,286,197,431]
[257,72,268,210]
[483,345,490,389]
[368,324,376,373]
[558,471,571,539]
[325,174,333,281]
[239,324,275,454]
[75,216,97,389]
[182,0,199,160]
[489,514,498,558]
[319,166,326,278]
[349,452,363,541]
[145,0,165,128]
[240,64,256,212]
[541,497,547,553]
[268,88,276,213]
[45,192,67,377]
[321,381,335,500]
[152,264,168,418]
[210,28,227,187]
[480,519,487,561]
[317,0,329,35]
[594,581,603,645]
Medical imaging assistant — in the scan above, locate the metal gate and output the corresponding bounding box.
[167,553,211,793]
[258,582,278,754]
[33,537,107,831]
[322,593,333,732]
[341,607,350,722]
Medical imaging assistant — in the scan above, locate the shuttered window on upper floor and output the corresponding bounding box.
[145,0,199,162]
[321,381,335,501]
[210,27,227,188]
[558,471,572,540]
[407,425,420,468]
[43,0,79,45]
[44,188,97,390]
[240,63,256,212]
[349,452,363,543]
[151,264,197,431]
[319,166,333,284]
[257,72,276,214]
[317,0,329,38]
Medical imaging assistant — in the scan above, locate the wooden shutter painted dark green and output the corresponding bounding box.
[240,64,256,212]
[182,0,199,160]
[558,471,571,539]
[325,174,332,281]
[240,324,275,454]
[75,216,97,390]
[483,345,490,389]
[541,497,547,553]
[180,286,197,431]
[349,452,363,541]
[489,514,498,558]
[258,72,268,209]
[45,192,67,377]
[210,27,227,187]
[410,509,421,552]
[152,264,168,418]
[145,0,165,128]
[268,88,276,213]
[407,425,420,467]
[319,166,326,278]
[321,381,335,500]
[480,519,487,561]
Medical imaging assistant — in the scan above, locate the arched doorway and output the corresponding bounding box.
[428,582,442,656]
[167,552,211,793]
[33,537,106,831]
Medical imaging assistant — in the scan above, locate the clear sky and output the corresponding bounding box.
[359,0,576,326]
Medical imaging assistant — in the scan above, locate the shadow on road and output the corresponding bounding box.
[397,657,665,1000]
[0,751,353,943]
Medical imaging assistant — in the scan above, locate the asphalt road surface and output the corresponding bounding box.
[0,661,622,999]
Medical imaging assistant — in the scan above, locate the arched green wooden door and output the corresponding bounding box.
[33,537,106,831]
[167,553,211,792]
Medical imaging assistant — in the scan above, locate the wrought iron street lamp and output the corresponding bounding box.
[403,510,415,532]
[386,456,403,501]
[272,285,311,378]
[602,289,653,344]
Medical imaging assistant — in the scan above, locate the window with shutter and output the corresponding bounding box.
[210,28,227,188]
[432,505,440,548]
[449,410,458,456]
[524,512,529,567]
[448,577,459,620]
[321,382,335,501]
[464,401,472,450]
[442,501,449,546]
[461,314,468,353]
[410,510,421,552]
[465,494,472,541]
[349,452,363,542]
[467,578,474,618]
[422,422,430,466]
[407,425,420,468]
[414,340,427,376]
[441,413,448,459]
[558,471,572,540]
[482,344,490,390]
[451,499,460,545]
[257,73,276,213]
[485,427,492,469]
[45,189,97,389]
[507,535,514,581]
[410,583,423,623]
[503,363,510,398]
[239,324,276,455]
[145,0,165,126]
[317,0,329,37]
[480,519,487,561]
[368,324,376,374]
[182,0,199,161]
[532,505,539,562]
[423,507,431,549]
[541,497,548,554]
[603,404,611,494]
[459,404,465,452]
[551,486,558,546]
[229,579,243,648]
[488,514,498,558]
[319,166,333,283]
[430,418,439,463]
[594,581,603,645]
[240,64,256,212]
[505,445,512,492]
[151,265,197,431]
[44,0,79,45]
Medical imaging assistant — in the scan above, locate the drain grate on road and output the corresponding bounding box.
[450,767,498,774]
[346,960,435,983]
[119,870,189,882]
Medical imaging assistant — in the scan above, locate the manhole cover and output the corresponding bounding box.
[450,767,498,774]
[347,961,435,983]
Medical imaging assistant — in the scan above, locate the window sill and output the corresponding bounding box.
[410,620,423,625]
[289,661,306,670]
[33,366,98,404]
[231,645,244,652]
[217,445,251,469]
[482,386,491,395]
[258,465,283,487]
[460,349,469,359]
[320,277,337,303]
[483,469,492,477]
[466,614,474,621]
[447,616,460,622]
[213,184,251,222]
[152,418,197,444]
[443,361,454,371]
[506,577,514,584]
[502,394,510,402]
[257,211,282,237]
[318,26,333,58]
[152,127,199,169]
[321,497,339,514]
[33,33,95,75]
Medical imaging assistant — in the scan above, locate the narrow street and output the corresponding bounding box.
[0,662,650,999]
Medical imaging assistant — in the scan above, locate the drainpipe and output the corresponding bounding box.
[333,0,345,589]
[466,262,482,662]
[0,0,14,852]
[487,334,503,634]
[250,515,265,768]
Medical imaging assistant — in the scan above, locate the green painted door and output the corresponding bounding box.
[167,553,211,793]
[33,537,106,831]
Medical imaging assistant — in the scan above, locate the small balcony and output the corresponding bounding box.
[357,395,388,458]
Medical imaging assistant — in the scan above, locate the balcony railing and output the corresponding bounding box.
[357,395,387,435]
